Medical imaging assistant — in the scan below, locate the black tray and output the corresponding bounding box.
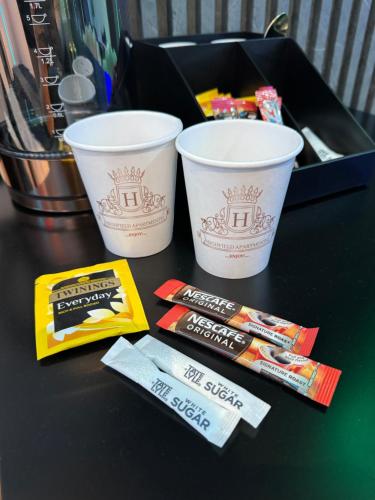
[123,33,375,206]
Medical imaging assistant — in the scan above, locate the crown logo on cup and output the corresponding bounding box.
[222,185,263,204]
[108,167,145,185]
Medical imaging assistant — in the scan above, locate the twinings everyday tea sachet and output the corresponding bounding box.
[35,260,148,360]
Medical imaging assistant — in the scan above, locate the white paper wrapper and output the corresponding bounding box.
[101,337,240,447]
[302,127,343,161]
[176,120,303,278]
[135,335,271,428]
[64,111,182,258]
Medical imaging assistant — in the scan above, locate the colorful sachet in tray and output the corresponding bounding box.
[255,86,283,124]
[35,260,148,359]
[211,98,257,120]
[154,279,318,356]
[157,306,341,407]
[195,86,282,122]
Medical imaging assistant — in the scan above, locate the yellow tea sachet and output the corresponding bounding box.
[35,260,149,360]
[195,88,220,104]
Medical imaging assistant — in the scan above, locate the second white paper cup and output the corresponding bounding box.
[176,120,303,279]
[64,111,182,257]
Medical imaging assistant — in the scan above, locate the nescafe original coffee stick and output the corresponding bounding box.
[157,306,341,407]
[155,279,319,356]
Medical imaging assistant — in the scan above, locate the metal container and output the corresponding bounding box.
[0,0,127,212]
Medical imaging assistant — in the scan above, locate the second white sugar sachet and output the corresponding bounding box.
[135,335,271,428]
[101,337,240,447]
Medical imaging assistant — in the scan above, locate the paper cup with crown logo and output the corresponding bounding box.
[64,111,182,257]
[176,120,303,279]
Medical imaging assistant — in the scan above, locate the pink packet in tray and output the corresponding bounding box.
[256,87,283,125]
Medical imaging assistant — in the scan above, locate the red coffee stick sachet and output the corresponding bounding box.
[155,280,319,357]
[157,306,341,407]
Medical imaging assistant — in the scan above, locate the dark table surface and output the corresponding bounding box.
[1,120,375,500]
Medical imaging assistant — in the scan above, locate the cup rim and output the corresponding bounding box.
[175,120,304,168]
[64,110,183,152]
[159,41,197,47]
[58,74,96,105]
[210,38,247,43]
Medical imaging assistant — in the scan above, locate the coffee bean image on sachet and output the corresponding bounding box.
[156,305,341,407]
[154,279,319,356]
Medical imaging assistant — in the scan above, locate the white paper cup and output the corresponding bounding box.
[58,74,97,125]
[176,120,303,279]
[210,38,246,44]
[72,56,94,78]
[159,41,197,48]
[64,110,182,257]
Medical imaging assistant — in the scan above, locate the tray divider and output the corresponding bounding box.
[237,41,322,168]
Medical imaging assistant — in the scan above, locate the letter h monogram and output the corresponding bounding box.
[122,191,139,207]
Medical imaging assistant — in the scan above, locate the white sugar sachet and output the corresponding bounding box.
[135,335,271,428]
[302,127,343,161]
[101,337,240,447]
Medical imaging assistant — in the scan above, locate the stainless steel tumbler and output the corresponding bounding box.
[0,0,128,212]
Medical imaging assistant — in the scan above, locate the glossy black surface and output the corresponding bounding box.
[1,151,375,498]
